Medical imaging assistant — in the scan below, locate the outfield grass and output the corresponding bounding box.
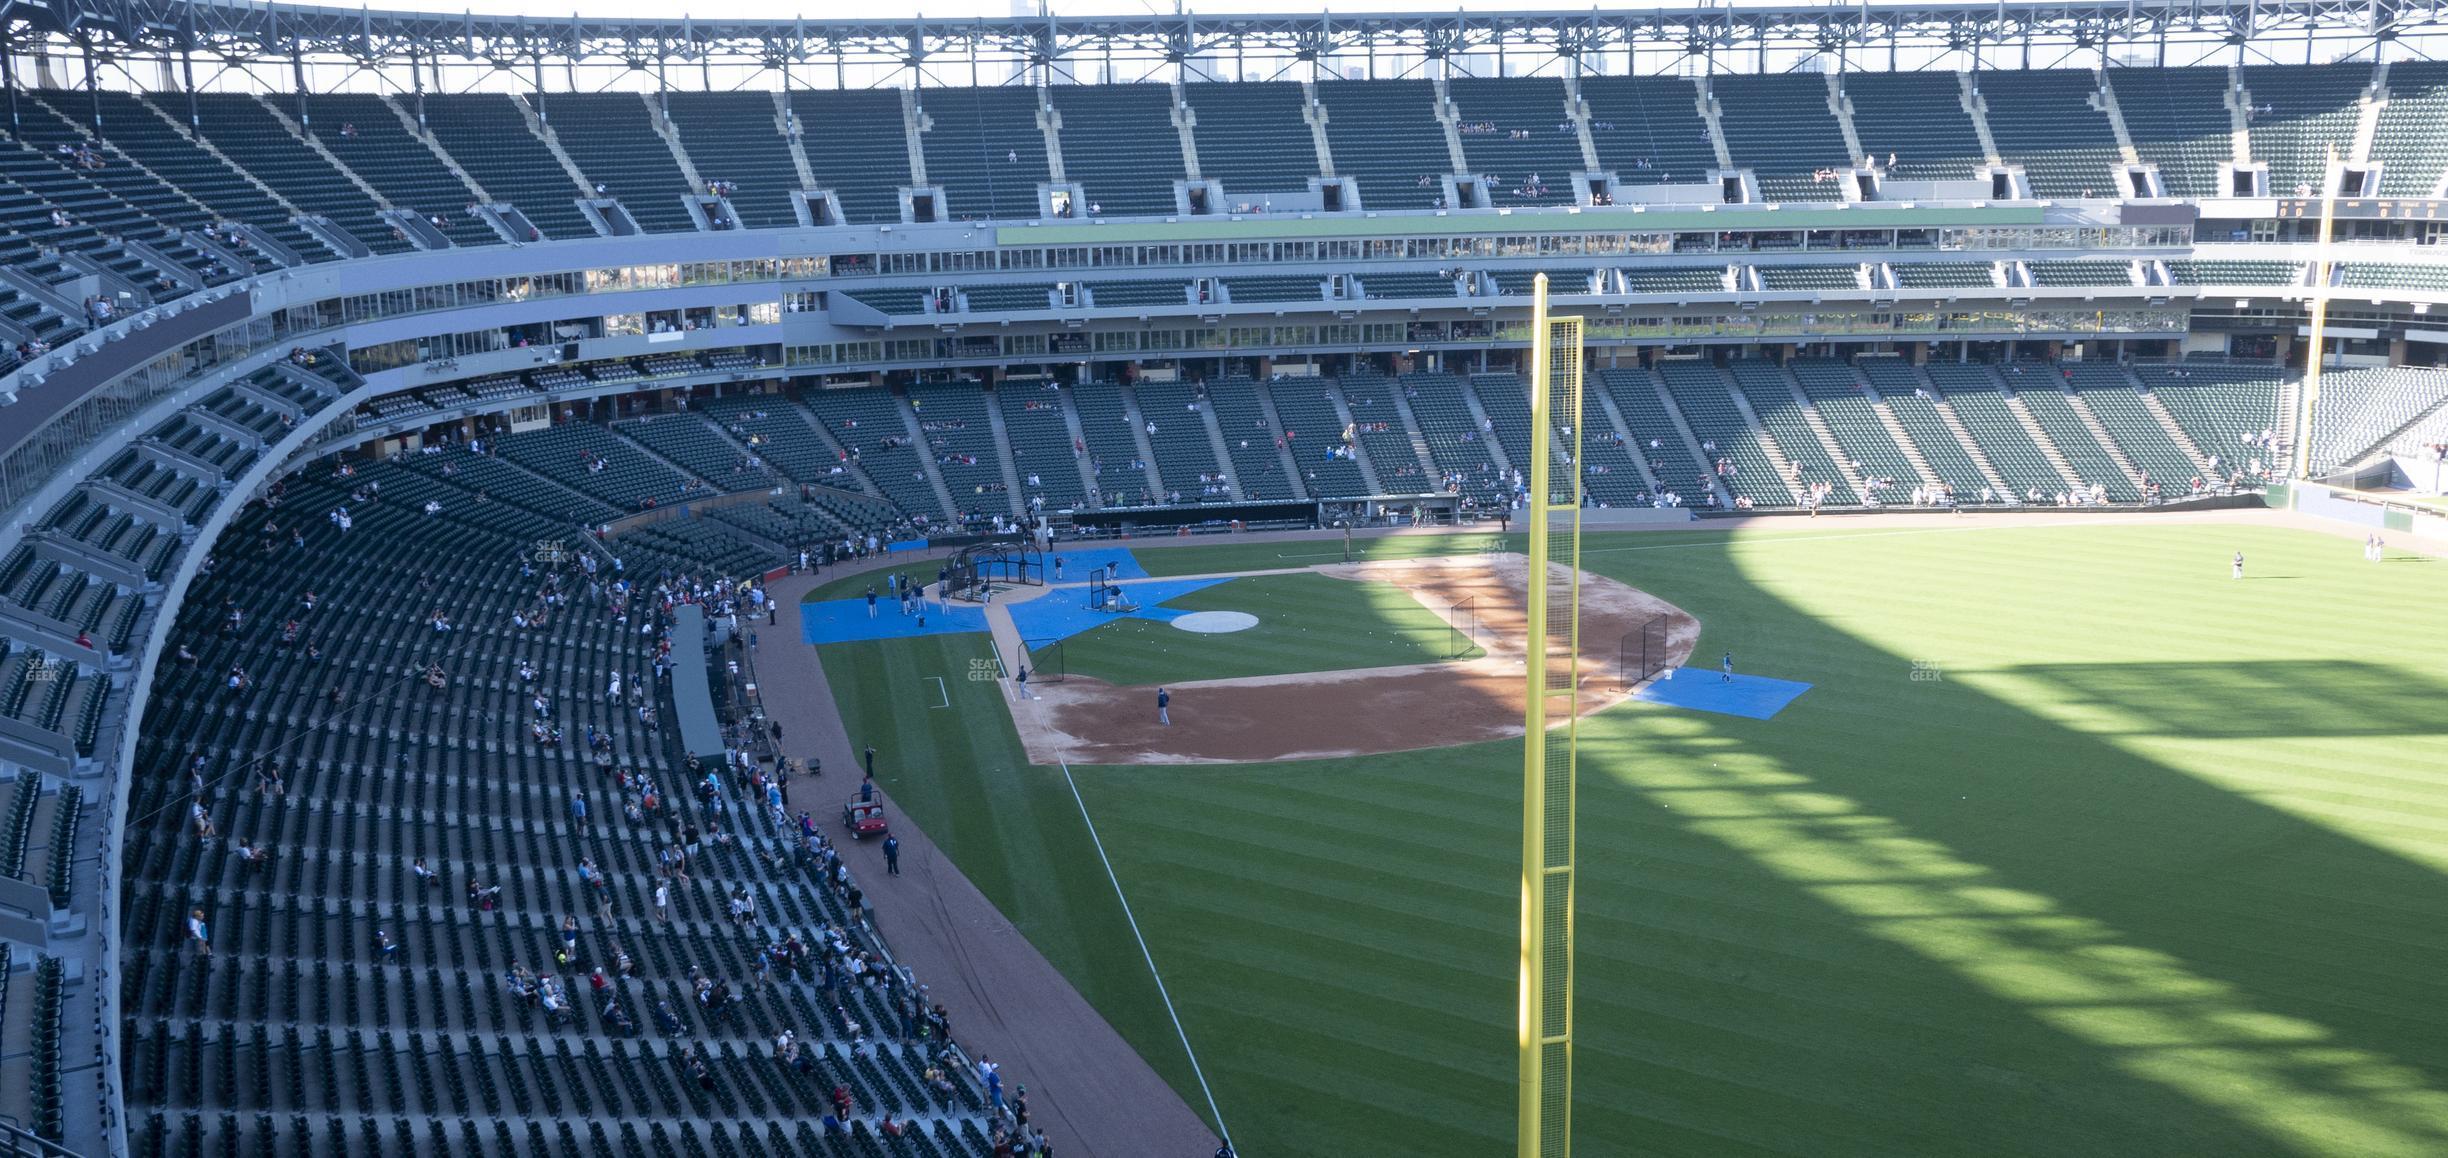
[1052,573,1481,686]
[822,521,2448,1157]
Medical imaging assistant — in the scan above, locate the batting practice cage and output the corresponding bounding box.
[947,540,1044,601]
[1620,616,1671,689]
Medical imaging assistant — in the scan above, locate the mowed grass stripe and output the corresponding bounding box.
[826,520,2448,1157]
[1058,572,1479,686]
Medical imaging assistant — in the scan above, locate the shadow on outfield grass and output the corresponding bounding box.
[1986,660,2448,739]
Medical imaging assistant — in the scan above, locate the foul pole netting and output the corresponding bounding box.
[1520,274,1583,1158]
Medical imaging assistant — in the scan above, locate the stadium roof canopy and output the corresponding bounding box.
[3,0,2444,84]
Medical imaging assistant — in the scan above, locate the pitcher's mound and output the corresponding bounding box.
[1172,611,1259,634]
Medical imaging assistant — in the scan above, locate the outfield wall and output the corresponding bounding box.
[2280,480,2448,543]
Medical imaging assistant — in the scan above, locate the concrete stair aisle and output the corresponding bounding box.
[604,420,722,486]
[684,411,790,491]
[2129,376,2215,470]
[1586,384,1666,494]
[1923,391,2018,496]
[1189,394,1248,501]
[1996,388,2091,489]
[978,390,1031,517]
[1114,386,1171,502]
[1383,387,1447,486]
[1457,379,1518,478]
[781,398,893,502]
[1051,388,1108,506]
[2058,387,2150,486]
[1865,394,1944,487]
[1961,73,2005,167]
[1325,383,1389,494]
[508,94,604,209]
[639,93,709,207]
[892,394,965,522]
[775,92,819,190]
[1646,374,1735,508]
[1714,377,1814,503]
[128,93,335,256]
[1250,380,1313,499]
[1780,373,1874,499]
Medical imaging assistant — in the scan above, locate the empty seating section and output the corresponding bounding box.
[420,95,596,241]
[1265,378,1372,497]
[540,94,697,234]
[1204,378,1300,501]
[1357,271,1452,300]
[2372,61,2448,196]
[662,92,802,230]
[1658,361,1793,506]
[1225,276,1323,303]
[0,147,167,307]
[2111,68,2231,199]
[1727,361,1853,502]
[960,283,1055,312]
[1179,82,1318,201]
[2063,362,2208,487]
[1625,266,1728,294]
[1491,269,1597,296]
[789,89,914,224]
[1047,85,1180,217]
[995,383,1091,510]
[1578,76,1718,186]
[1130,383,1231,502]
[1086,281,1189,308]
[1977,69,2123,198]
[189,94,410,255]
[695,398,859,491]
[1999,366,2140,500]
[2242,64,2368,194]
[918,86,1050,222]
[1859,358,1999,497]
[1789,359,1924,493]
[70,91,333,261]
[2167,258,2301,286]
[2338,264,2448,292]
[1601,369,1709,500]
[612,415,771,492]
[847,287,930,316]
[1314,80,1448,211]
[1925,363,2066,496]
[908,384,1014,519]
[1400,373,1506,506]
[1336,374,1433,490]
[1518,372,1649,506]
[1894,262,1997,289]
[307,95,496,248]
[1447,77,1583,206]
[2133,363,2285,461]
[8,100,254,281]
[495,423,689,511]
[1711,75,1853,202]
[803,388,947,520]
[1844,73,1986,180]
[1757,265,1861,292]
[2302,367,2448,469]
[1068,384,1154,506]
[2028,261,2133,288]
[118,455,1000,1155]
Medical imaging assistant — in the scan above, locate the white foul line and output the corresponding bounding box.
[1057,759,1234,1151]
[924,675,950,709]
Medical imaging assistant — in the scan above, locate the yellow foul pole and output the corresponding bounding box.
[2298,145,2338,479]
[1520,273,1582,1158]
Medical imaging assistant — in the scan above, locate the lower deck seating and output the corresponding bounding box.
[119,462,1003,1156]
